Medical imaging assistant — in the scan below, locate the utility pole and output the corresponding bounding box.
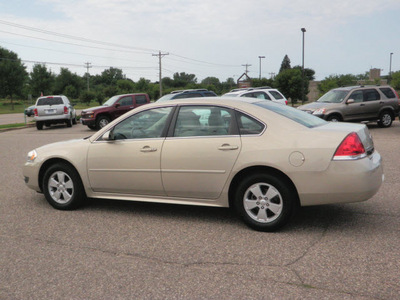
[84,62,92,91]
[152,51,169,97]
[242,63,252,75]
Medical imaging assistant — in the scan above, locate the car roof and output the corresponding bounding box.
[333,85,393,91]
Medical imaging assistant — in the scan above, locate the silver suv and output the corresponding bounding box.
[34,95,77,130]
[298,85,399,128]
[222,87,288,105]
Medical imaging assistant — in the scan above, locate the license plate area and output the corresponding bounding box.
[45,109,56,114]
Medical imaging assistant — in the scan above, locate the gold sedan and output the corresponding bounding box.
[23,98,383,231]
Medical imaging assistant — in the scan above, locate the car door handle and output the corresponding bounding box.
[379,101,385,104]
[140,146,157,152]
[218,144,239,151]
[360,104,365,106]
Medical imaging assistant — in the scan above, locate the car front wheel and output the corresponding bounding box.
[43,163,86,210]
[234,173,296,232]
[96,116,110,130]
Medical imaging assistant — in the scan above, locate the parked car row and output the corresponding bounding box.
[27,85,399,131]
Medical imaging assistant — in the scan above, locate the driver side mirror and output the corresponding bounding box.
[115,103,120,108]
[346,99,355,104]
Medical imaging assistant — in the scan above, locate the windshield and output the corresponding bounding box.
[157,94,176,102]
[102,95,119,106]
[317,90,349,103]
[254,101,327,128]
[221,93,239,97]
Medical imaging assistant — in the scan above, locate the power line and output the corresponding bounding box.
[0,19,158,53]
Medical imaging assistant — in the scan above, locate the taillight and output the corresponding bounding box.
[64,106,68,114]
[285,100,288,105]
[34,108,38,116]
[333,132,366,160]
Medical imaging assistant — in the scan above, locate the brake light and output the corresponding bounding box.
[333,132,366,160]
[64,106,68,114]
[34,108,38,117]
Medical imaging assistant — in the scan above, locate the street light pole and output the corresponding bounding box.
[258,56,265,80]
[301,28,306,104]
[389,52,393,84]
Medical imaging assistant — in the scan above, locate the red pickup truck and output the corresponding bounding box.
[80,93,150,130]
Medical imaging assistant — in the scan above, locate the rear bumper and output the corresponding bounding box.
[295,151,383,206]
[34,114,70,122]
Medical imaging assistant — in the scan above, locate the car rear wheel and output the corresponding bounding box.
[36,121,43,130]
[234,173,296,232]
[72,117,77,125]
[43,163,86,210]
[377,111,393,128]
[96,116,110,130]
[66,118,72,127]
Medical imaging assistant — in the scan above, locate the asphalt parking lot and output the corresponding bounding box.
[1,121,399,299]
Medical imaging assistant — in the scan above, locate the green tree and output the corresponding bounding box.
[80,90,96,104]
[54,68,83,97]
[29,64,55,97]
[116,79,135,94]
[391,71,400,91]
[275,68,303,105]
[251,78,275,88]
[279,55,291,74]
[172,72,197,87]
[135,77,151,91]
[318,74,359,95]
[0,47,28,109]
[100,67,124,85]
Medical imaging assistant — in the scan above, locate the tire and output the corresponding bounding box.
[45,122,51,127]
[42,163,86,210]
[36,121,43,130]
[377,111,393,128]
[96,116,110,130]
[88,125,97,130]
[234,173,296,232]
[72,117,77,125]
[327,114,341,122]
[66,118,72,127]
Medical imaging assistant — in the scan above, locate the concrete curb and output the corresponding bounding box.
[0,122,35,133]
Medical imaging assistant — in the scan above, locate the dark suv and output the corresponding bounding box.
[298,85,399,128]
[81,93,150,130]
[157,89,217,102]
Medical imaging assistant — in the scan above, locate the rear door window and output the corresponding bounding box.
[363,89,380,102]
[135,95,148,104]
[235,111,265,135]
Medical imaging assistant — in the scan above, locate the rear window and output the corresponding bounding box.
[36,97,63,106]
[254,101,327,128]
[379,88,396,99]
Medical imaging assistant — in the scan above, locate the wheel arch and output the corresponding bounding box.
[326,112,343,121]
[38,158,85,194]
[228,166,300,208]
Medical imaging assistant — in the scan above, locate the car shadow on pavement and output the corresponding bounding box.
[84,198,362,232]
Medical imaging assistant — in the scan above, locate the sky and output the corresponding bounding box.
[0,0,399,83]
